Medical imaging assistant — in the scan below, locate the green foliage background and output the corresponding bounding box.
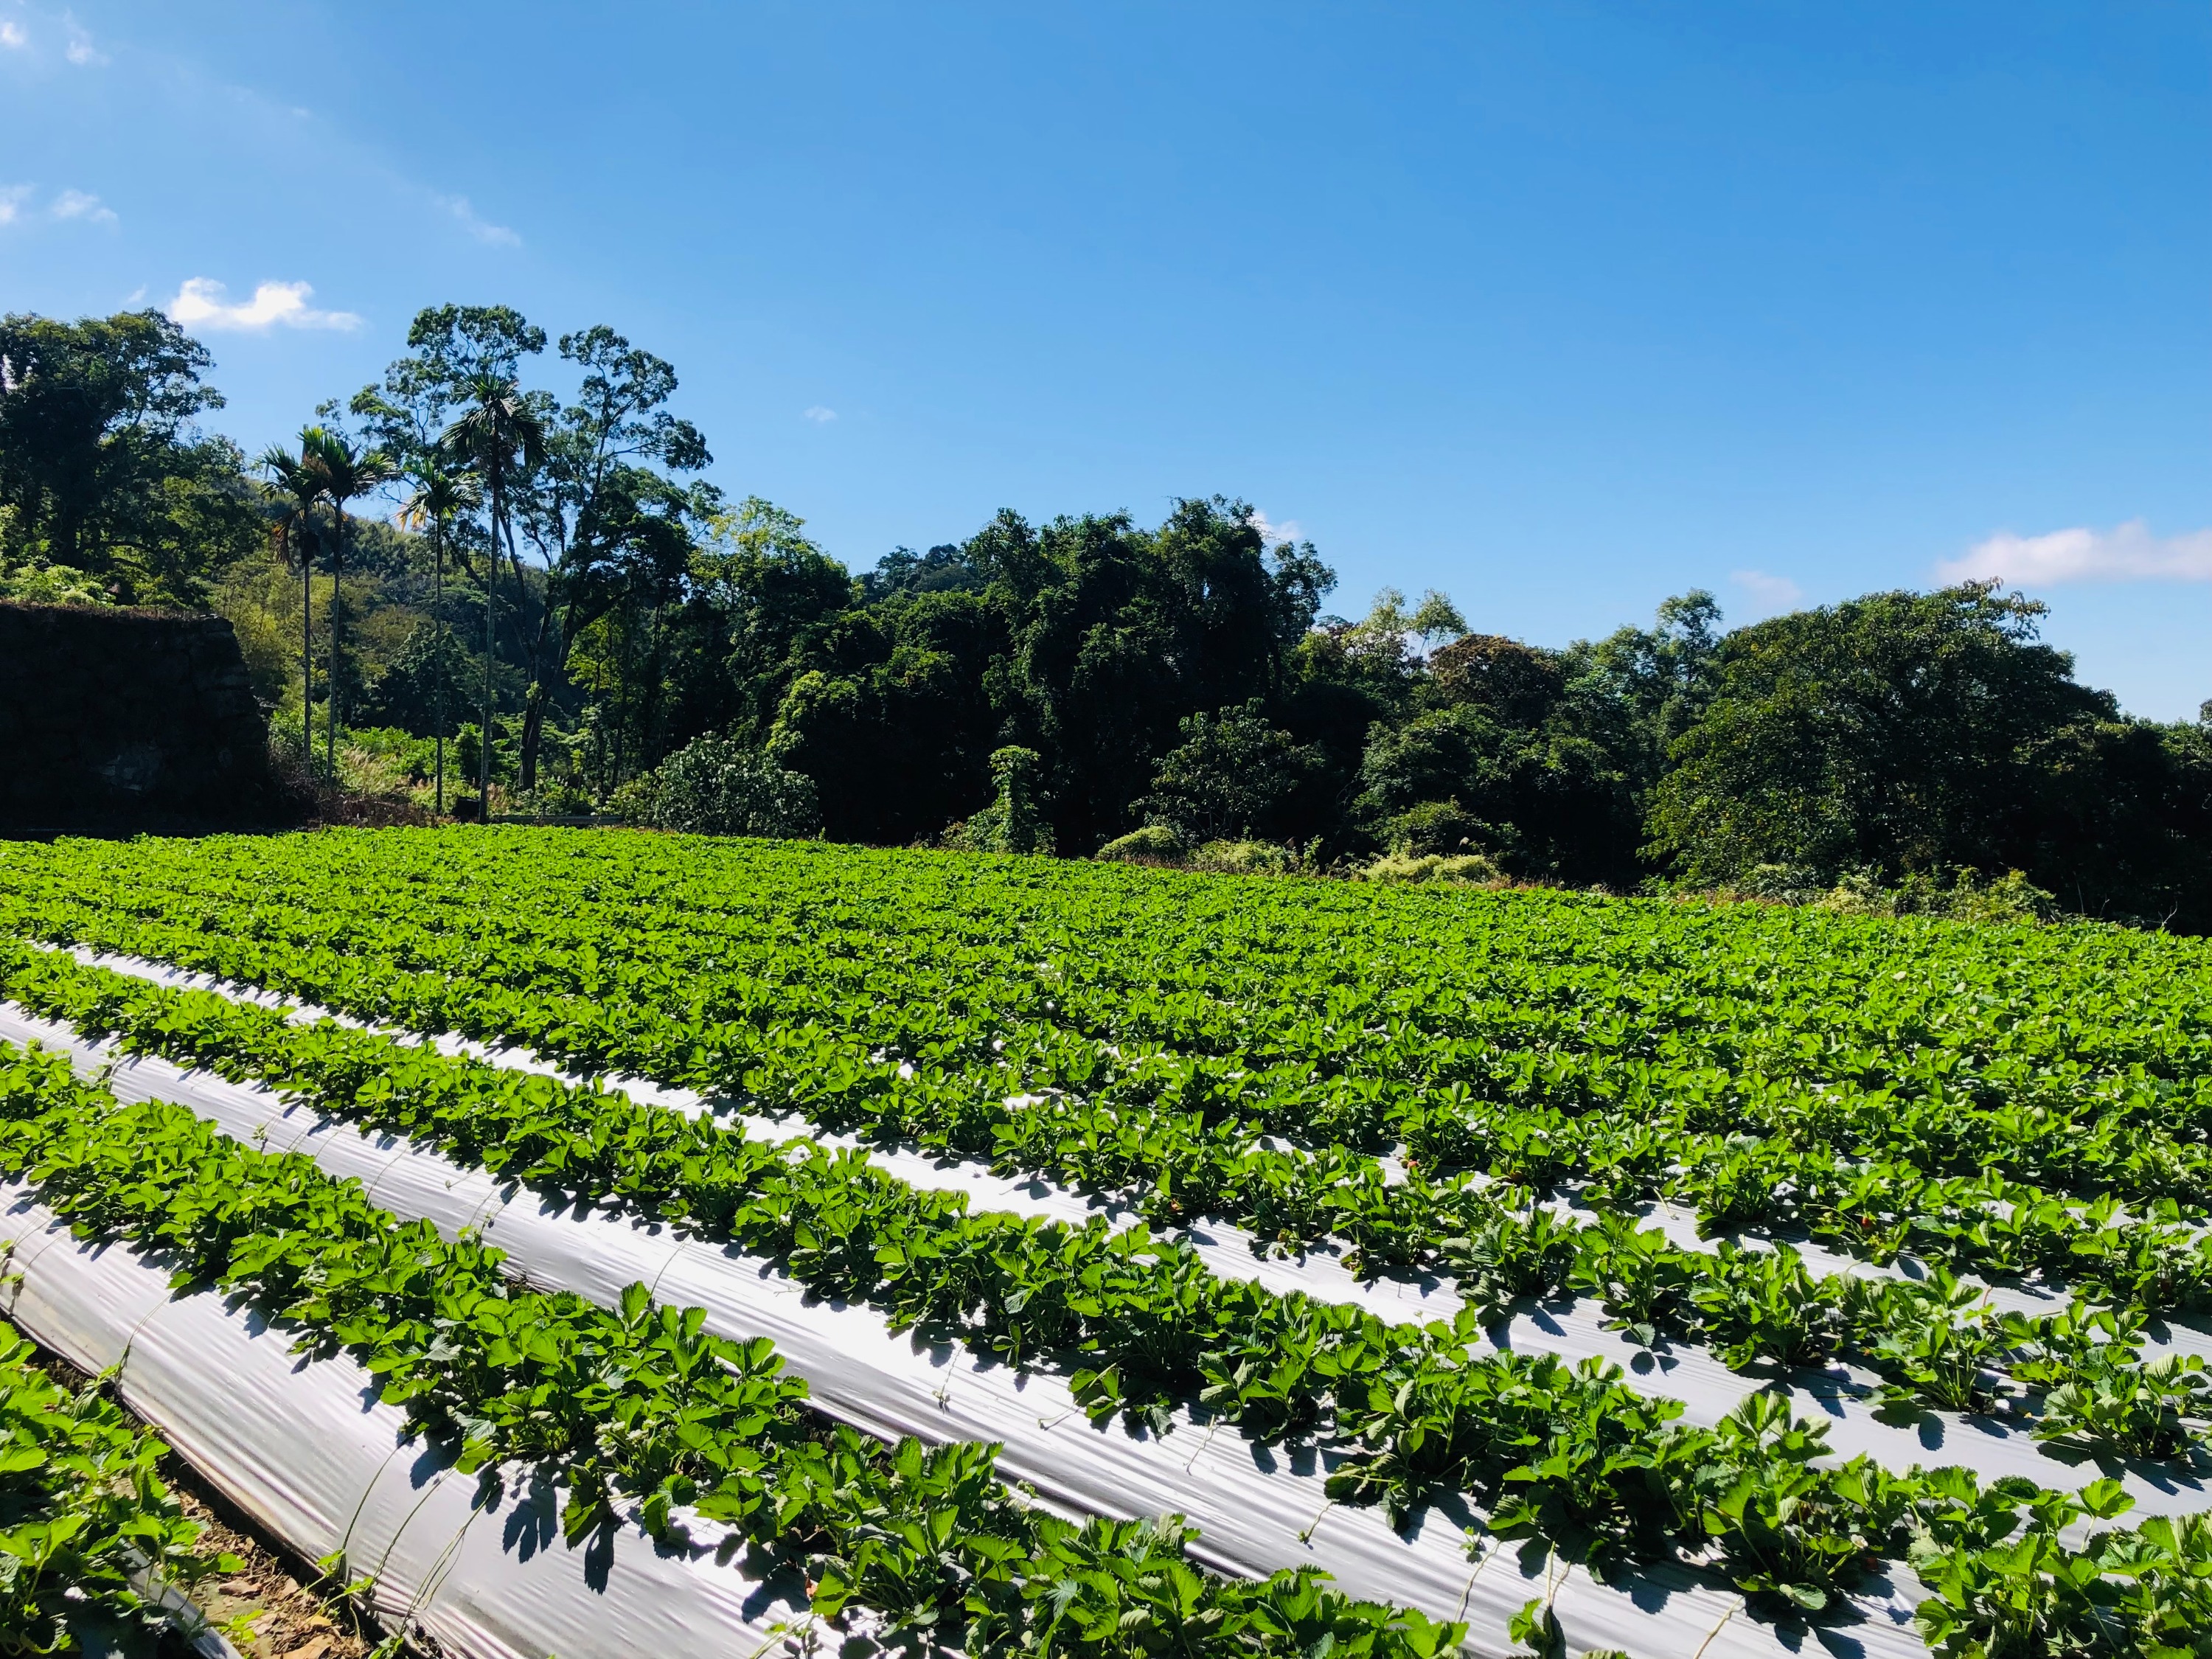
[5,305,2209,927]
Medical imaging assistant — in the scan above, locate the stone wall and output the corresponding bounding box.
[0,601,288,834]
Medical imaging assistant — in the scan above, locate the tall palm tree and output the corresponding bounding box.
[302,427,397,779]
[396,459,482,815]
[442,372,546,808]
[257,436,325,766]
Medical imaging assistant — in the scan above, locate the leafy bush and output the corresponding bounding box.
[957,746,1051,855]
[623,733,821,838]
[1096,825,1187,863]
[1359,850,1500,885]
[0,560,112,607]
[1188,839,1290,874]
[1705,863,2058,926]
[1379,798,1497,858]
[1818,866,2056,925]
[1135,703,1316,845]
[1891,867,2056,925]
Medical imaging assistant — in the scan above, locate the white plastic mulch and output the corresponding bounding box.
[0,1180,813,1659]
[0,1000,1928,1659]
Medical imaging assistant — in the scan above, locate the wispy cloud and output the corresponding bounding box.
[0,184,116,227]
[1938,520,2212,586]
[0,13,108,63]
[50,187,114,225]
[1731,568,1804,614]
[1247,508,1303,546]
[802,406,838,424]
[434,192,520,246]
[167,277,361,333]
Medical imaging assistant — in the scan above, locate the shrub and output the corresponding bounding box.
[1818,866,2055,925]
[0,560,111,606]
[604,773,659,824]
[961,746,1051,855]
[1096,825,1187,863]
[1189,839,1290,874]
[1359,849,1502,886]
[622,734,821,838]
[1134,703,1315,845]
[1381,798,1495,858]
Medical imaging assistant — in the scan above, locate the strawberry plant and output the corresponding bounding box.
[1685,1244,1840,1371]
[12,828,2212,1646]
[0,1324,235,1658]
[0,1041,1468,1659]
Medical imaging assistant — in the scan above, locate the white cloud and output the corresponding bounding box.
[166,277,361,333]
[434,193,520,246]
[0,15,105,61]
[1938,520,2212,586]
[0,184,29,224]
[50,187,114,224]
[1731,568,1804,613]
[1247,508,1303,546]
[801,406,838,424]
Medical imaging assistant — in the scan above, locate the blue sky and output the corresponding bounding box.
[4,1,2207,717]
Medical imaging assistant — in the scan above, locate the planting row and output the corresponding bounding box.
[10,841,2212,1242]
[15,830,2208,1088]
[11,830,2209,1130]
[0,1039,1472,1659]
[21,942,2212,1467]
[10,959,2212,1649]
[13,1001,1843,1658]
[13,887,2211,1231]
[21,933,2212,1399]
[0,1317,234,1656]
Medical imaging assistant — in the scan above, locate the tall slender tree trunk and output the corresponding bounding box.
[433,526,446,816]
[483,463,501,811]
[327,507,345,779]
[519,687,547,797]
[501,508,543,796]
[518,585,563,796]
[299,529,313,768]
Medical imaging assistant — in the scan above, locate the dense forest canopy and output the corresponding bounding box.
[5,303,2210,927]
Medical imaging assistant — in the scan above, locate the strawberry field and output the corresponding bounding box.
[3,827,2212,1658]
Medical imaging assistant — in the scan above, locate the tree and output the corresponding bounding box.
[255,435,326,757]
[0,310,254,604]
[1136,702,1316,845]
[1340,587,1469,673]
[508,327,714,793]
[860,543,984,602]
[395,457,482,812]
[1427,634,1568,727]
[698,498,856,738]
[442,372,546,803]
[964,746,1049,854]
[355,305,547,806]
[300,427,395,776]
[1646,584,2114,889]
[1554,591,1724,793]
[990,497,1336,850]
[633,732,820,838]
[1355,702,1639,883]
[758,588,1005,843]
